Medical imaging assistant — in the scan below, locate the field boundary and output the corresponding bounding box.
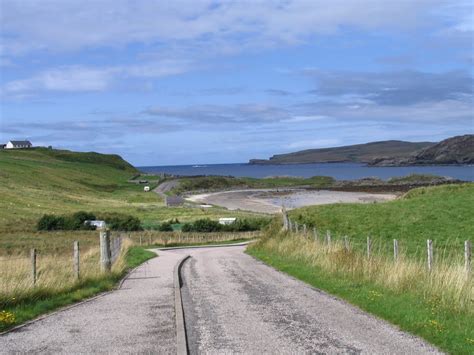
[0,252,157,336]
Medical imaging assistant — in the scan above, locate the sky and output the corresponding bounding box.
[0,0,473,166]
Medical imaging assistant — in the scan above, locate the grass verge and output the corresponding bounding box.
[247,226,474,354]
[0,246,156,332]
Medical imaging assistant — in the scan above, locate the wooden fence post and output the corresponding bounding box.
[313,228,318,241]
[73,241,80,279]
[139,235,142,246]
[295,222,299,233]
[282,206,289,231]
[465,240,471,274]
[393,239,399,262]
[326,230,331,246]
[427,239,433,272]
[31,248,37,286]
[100,230,112,272]
[367,236,371,258]
[344,236,349,251]
[288,219,292,232]
[303,224,307,235]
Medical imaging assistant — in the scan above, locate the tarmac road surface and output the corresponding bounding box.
[178,245,440,354]
[0,251,183,354]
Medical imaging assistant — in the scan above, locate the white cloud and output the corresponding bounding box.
[2,60,191,95]
[0,0,456,56]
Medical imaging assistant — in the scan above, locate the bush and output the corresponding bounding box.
[180,218,270,233]
[37,215,66,231]
[158,221,174,232]
[37,211,142,231]
[99,213,142,231]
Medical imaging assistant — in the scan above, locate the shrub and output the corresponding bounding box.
[180,217,270,233]
[99,213,142,231]
[37,214,65,231]
[158,221,174,232]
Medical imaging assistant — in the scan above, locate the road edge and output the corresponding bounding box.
[0,253,157,336]
[174,254,191,355]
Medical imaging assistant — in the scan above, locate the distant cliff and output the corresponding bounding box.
[369,134,474,166]
[249,140,434,165]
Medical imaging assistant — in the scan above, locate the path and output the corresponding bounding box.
[176,245,440,354]
[0,252,184,354]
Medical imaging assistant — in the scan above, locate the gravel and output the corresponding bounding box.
[178,245,441,354]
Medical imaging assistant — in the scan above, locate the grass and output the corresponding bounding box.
[0,242,156,332]
[248,184,474,354]
[170,175,335,194]
[0,148,262,233]
[289,183,474,258]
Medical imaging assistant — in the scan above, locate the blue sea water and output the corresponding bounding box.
[139,163,474,181]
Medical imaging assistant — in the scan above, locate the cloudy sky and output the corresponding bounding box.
[0,1,472,165]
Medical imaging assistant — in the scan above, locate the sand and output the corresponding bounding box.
[186,189,397,214]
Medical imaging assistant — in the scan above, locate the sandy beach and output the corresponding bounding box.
[186,189,397,214]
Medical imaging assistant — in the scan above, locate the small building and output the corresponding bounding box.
[0,144,6,149]
[85,220,107,229]
[165,195,184,207]
[6,140,32,149]
[219,217,237,225]
[144,186,150,192]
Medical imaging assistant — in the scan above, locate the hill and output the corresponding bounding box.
[369,134,474,166]
[249,140,434,165]
[0,148,156,232]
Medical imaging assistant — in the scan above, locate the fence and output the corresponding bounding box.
[122,230,259,247]
[283,211,472,276]
[0,230,126,300]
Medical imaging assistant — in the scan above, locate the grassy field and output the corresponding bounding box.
[169,175,335,194]
[288,183,474,258]
[0,148,261,233]
[248,184,474,354]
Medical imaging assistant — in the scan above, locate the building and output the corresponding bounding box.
[6,140,32,149]
[0,144,5,149]
[219,217,237,225]
[84,220,107,229]
[165,195,185,207]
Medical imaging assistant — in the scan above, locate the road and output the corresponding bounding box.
[177,245,440,354]
[0,251,184,354]
[1,245,440,354]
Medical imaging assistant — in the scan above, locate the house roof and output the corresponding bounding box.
[9,140,32,145]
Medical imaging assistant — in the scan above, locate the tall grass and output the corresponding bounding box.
[0,239,131,309]
[256,222,472,315]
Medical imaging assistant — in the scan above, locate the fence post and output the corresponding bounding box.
[367,236,371,259]
[313,227,318,241]
[149,235,152,245]
[288,219,292,233]
[393,239,399,262]
[427,239,433,272]
[100,230,112,272]
[303,224,307,235]
[282,206,289,231]
[326,230,331,246]
[344,236,349,251]
[465,240,471,274]
[73,241,80,279]
[295,222,299,233]
[139,235,142,246]
[31,248,37,286]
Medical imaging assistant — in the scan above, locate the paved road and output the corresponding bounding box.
[178,245,440,354]
[0,252,184,354]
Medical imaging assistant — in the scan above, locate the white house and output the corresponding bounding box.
[219,217,237,225]
[6,140,32,149]
[84,220,107,229]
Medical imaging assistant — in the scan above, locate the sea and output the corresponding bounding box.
[140,163,474,182]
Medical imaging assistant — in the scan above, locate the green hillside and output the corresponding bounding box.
[250,140,434,164]
[289,183,474,255]
[0,148,258,233]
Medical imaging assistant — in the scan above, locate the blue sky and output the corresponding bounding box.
[0,1,472,166]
